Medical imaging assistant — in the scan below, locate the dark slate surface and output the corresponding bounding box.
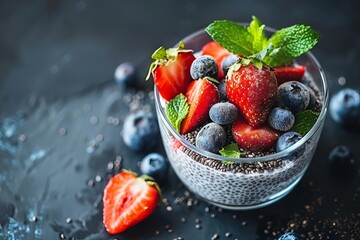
[0,0,359,239]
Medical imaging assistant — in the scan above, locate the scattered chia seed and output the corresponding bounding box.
[225,232,232,237]
[195,224,202,229]
[241,221,247,226]
[210,213,216,218]
[107,162,114,171]
[18,134,27,141]
[59,233,66,239]
[166,205,173,212]
[181,217,186,223]
[106,116,114,124]
[112,117,120,126]
[338,76,346,85]
[59,127,67,136]
[95,175,102,182]
[211,233,220,240]
[89,116,98,124]
[65,217,72,224]
[87,179,95,187]
[96,134,104,142]
[195,218,201,223]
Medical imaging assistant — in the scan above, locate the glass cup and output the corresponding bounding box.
[154,25,329,210]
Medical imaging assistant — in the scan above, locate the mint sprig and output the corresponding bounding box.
[292,110,319,136]
[205,17,319,68]
[264,25,320,67]
[165,94,189,133]
[219,143,243,159]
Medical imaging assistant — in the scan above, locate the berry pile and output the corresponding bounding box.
[148,18,321,158]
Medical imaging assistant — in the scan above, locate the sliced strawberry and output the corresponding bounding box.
[202,41,231,79]
[226,63,277,127]
[103,171,159,234]
[181,79,219,134]
[274,65,306,85]
[147,42,195,101]
[232,118,279,152]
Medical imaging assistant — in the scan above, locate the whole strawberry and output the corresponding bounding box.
[226,63,277,127]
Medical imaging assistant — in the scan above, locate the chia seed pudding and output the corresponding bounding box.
[153,24,328,209]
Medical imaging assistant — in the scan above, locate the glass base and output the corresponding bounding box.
[202,176,302,210]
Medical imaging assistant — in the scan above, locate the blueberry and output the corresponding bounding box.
[196,123,226,153]
[277,81,310,114]
[190,55,218,80]
[329,88,360,130]
[122,110,159,152]
[221,54,239,76]
[217,80,228,101]
[328,145,355,175]
[278,232,301,240]
[209,102,238,125]
[268,107,295,131]
[140,153,168,181]
[114,62,137,88]
[276,131,302,152]
[307,88,317,111]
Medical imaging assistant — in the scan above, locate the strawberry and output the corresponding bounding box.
[274,65,306,85]
[232,118,279,152]
[147,42,195,101]
[181,79,219,134]
[103,171,159,234]
[202,41,231,79]
[226,63,277,127]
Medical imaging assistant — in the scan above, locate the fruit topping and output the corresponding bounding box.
[209,102,238,125]
[329,88,360,130]
[181,79,220,134]
[277,81,310,114]
[275,131,302,152]
[114,62,138,88]
[274,65,306,85]
[122,110,159,152]
[226,63,277,127]
[278,232,301,240]
[103,171,160,234]
[190,55,218,80]
[222,54,239,76]
[268,107,295,132]
[140,153,168,181]
[147,42,195,101]
[217,80,228,101]
[196,123,227,153]
[232,118,279,152]
[201,41,231,79]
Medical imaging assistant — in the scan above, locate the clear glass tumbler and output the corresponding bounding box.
[154,25,329,210]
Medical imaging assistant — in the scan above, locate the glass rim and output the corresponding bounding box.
[154,23,329,164]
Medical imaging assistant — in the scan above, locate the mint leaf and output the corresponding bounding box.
[219,143,242,158]
[205,20,254,56]
[165,94,189,132]
[247,16,267,52]
[264,25,319,67]
[292,110,319,136]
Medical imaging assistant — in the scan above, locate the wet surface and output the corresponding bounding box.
[1,0,360,239]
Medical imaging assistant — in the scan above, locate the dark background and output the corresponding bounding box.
[0,0,359,239]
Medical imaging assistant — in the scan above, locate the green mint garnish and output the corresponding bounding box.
[264,25,320,67]
[292,110,319,136]
[165,94,189,133]
[205,20,254,57]
[205,16,319,68]
[219,143,242,159]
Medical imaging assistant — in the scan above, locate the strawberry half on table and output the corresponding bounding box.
[103,171,160,234]
[147,42,195,101]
